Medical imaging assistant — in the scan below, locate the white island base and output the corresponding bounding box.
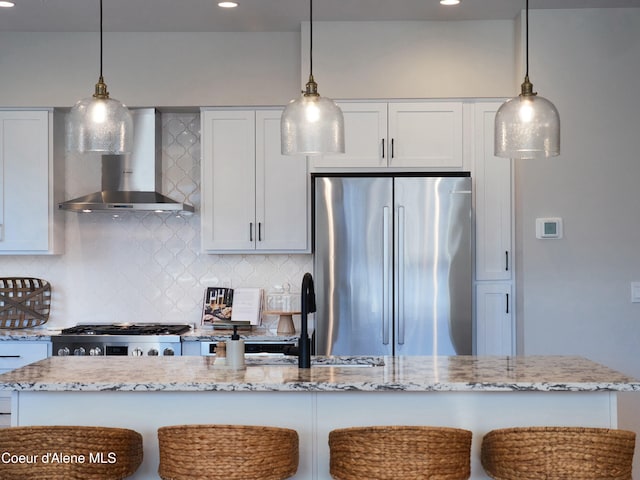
[13,389,617,480]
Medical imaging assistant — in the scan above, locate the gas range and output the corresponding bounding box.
[52,323,192,357]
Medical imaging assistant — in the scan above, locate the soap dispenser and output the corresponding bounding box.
[226,325,245,370]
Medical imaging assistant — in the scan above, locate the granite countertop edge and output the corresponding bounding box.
[1,355,639,393]
[0,328,59,341]
[0,327,297,342]
[3,381,640,393]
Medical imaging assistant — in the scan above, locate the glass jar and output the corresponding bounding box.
[266,283,295,312]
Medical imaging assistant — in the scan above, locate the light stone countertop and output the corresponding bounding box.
[1,355,639,393]
[0,328,60,341]
[0,326,297,342]
[182,327,300,342]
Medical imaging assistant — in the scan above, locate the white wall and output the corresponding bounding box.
[0,32,301,107]
[516,8,640,367]
[513,9,640,475]
[303,20,516,99]
[0,21,515,107]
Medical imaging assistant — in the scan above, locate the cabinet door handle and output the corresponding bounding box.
[506,293,510,314]
[258,222,262,242]
[0,355,20,359]
[391,138,395,158]
[505,251,509,271]
[381,139,385,159]
[249,222,253,242]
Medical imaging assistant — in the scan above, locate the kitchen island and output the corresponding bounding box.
[1,355,638,479]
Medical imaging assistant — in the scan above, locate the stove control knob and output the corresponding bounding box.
[89,347,102,356]
[57,347,70,356]
[73,347,86,356]
[148,349,159,356]
[132,348,144,357]
[163,348,175,356]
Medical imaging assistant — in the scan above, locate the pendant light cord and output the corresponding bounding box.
[309,0,313,77]
[525,0,529,78]
[303,0,318,95]
[99,0,103,79]
[93,0,108,97]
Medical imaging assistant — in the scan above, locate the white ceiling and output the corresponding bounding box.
[1,0,639,32]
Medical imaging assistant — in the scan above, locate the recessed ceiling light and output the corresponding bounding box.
[218,1,238,7]
[0,1,16,7]
[440,0,460,5]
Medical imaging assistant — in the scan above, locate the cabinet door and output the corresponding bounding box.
[201,110,256,251]
[0,342,50,370]
[388,102,463,168]
[475,283,513,355]
[0,341,50,426]
[474,103,512,281]
[312,102,387,168]
[0,110,53,253]
[255,111,309,252]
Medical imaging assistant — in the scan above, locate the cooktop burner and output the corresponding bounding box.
[60,323,192,336]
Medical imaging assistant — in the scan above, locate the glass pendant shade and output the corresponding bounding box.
[281,80,345,156]
[66,87,133,154]
[494,84,560,159]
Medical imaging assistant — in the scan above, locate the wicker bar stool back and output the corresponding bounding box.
[0,425,143,479]
[481,426,636,480]
[157,424,299,480]
[329,426,472,480]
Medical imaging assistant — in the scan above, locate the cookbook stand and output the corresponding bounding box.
[263,311,301,334]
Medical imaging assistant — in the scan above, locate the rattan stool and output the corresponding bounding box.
[0,425,143,479]
[157,424,299,480]
[329,426,472,480]
[481,426,636,480]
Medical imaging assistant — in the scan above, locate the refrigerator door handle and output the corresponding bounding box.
[382,206,391,345]
[397,205,405,345]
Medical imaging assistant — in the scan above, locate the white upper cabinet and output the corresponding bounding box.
[201,110,256,252]
[255,110,309,251]
[312,103,387,168]
[201,109,309,253]
[0,109,64,255]
[312,101,463,170]
[388,102,463,168]
[474,102,512,281]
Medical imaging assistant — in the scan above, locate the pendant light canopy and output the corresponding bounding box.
[67,0,133,154]
[281,0,344,156]
[495,0,559,159]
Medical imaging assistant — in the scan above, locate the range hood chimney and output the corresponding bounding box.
[59,108,194,213]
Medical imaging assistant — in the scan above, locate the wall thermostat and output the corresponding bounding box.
[536,217,563,239]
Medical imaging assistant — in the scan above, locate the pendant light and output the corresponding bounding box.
[66,0,133,154]
[494,0,560,159]
[281,0,344,156]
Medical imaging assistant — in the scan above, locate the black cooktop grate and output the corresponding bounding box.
[60,324,191,336]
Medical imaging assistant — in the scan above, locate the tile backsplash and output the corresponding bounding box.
[0,112,312,329]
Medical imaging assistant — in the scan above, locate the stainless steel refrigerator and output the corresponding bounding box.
[313,174,472,356]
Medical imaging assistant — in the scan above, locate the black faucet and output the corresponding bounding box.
[299,272,316,368]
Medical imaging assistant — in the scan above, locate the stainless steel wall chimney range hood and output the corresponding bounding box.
[59,108,194,213]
